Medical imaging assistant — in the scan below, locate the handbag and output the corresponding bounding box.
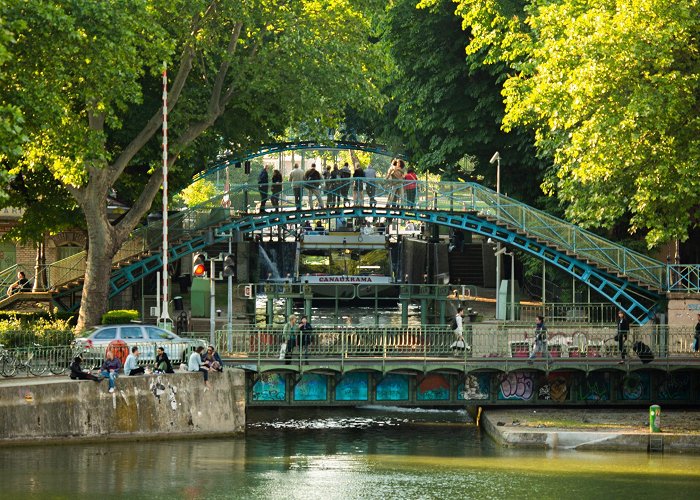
[279,341,287,360]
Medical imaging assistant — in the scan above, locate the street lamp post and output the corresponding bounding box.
[490,152,501,320]
[504,250,515,321]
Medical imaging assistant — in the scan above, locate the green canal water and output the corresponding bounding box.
[2,407,699,499]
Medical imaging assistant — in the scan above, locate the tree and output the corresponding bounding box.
[445,0,700,247]
[1,0,384,330]
[374,0,546,203]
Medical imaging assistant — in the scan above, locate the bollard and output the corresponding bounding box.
[649,405,661,433]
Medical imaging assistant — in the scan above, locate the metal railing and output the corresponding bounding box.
[208,324,700,363]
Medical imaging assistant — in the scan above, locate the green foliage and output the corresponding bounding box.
[173,178,219,208]
[449,0,700,247]
[101,309,140,325]
[0,315,75,347]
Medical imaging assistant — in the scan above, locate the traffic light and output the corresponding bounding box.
[192,253,208,278]
[222,254,236,278]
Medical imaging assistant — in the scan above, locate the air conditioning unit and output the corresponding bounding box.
[150,306,159,317]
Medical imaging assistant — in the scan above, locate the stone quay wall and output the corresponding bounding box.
[0,369,245,445]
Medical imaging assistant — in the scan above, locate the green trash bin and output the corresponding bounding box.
[649,405,661,433]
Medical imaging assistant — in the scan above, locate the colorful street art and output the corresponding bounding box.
[294,373,328,401]
[657,372,691,400]
[620,372,651,401]
[537,372,570,402]
[416,374,450,401]
[458,374,490,400]
[576,372,610,401]
[335,372,369,401]
[376,374,409,401]
[498,372,535,401]
[252,373,286,401]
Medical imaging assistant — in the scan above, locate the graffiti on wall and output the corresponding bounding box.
[376,374,409,401]
[620,372,651,401]
[335,372,369,401]
[294,374,328,401]
[252,373,286,401]
[416,374,450,401]
[576,373,610,401]
[537,372,570,402]
[458,374,490,400]
[657,372,691,400]
[498,372,535,401]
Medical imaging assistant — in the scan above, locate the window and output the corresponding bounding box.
[146,327,175,340]
[121,327,144,340]
[57,244,82,261]
[93,328,117,340]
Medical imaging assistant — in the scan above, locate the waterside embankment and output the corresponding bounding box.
[0,369,245,445]
[481,408,700,453]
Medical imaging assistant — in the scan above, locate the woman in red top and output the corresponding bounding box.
[404,167,418,207]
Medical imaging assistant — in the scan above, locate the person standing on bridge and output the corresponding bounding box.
[304,163,325,209]
[404,167,418,207]
[270,168,283,211]
[353,164,365,206]
[339,162,352,206]
[450,307,466,355]
[299,315,314,362]
[282,314,299,364]
[327,164,340,207]
[289,163,304,210]
[528,315,551,363]
[616,311,629,364]
[258,164,270,212]
[364,163,377,206]
[692,313,700,356]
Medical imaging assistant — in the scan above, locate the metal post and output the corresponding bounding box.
[510,252,515,321]
[542,261,546,307]
[159,62,171,329]
[209,260,216,347]
[491,151,502,321]
[227,235,233,351]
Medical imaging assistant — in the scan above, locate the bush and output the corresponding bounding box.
[0,316,75,347]
[101,310,140,324]
[0,310,77,325]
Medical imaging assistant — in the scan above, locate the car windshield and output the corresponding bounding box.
[93,327,117,340]
[146,327,177,341]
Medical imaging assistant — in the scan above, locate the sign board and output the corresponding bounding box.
[244,285,253,298]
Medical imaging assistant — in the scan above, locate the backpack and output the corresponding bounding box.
[339,169,351,179]
[450,316,458,330]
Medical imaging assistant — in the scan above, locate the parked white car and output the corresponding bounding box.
[74,324,206,365]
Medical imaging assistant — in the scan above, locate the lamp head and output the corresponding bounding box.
[489,152,500,164]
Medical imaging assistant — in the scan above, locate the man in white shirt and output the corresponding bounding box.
[188,345,210,387]
[124,346,145,376]
[451,307,466,355]
[288,163,304,210]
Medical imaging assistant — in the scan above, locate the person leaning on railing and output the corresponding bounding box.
[7,271,30,296]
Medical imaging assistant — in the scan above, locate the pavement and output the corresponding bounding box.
[481,408,700,452]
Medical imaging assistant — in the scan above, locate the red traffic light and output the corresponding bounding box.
[192,263,207,277]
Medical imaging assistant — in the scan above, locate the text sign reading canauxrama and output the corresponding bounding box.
[301,276,393,284]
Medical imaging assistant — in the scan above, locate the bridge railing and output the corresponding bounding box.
[212,324,698,362]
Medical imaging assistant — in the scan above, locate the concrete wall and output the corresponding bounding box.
[0,370,245,445]
[667,293,700,328]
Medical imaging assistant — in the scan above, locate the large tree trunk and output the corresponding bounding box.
[75,187,120,332]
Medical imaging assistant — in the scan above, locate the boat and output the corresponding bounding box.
[296,230,397,300]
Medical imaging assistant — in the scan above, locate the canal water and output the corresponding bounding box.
[1,407,699,499]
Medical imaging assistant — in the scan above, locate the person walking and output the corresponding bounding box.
[693,313,700,356]
[124,346,146,376]
[528,315,551,362]
[450,307,466,355]
[270,168,283,211]
[364,164,377,206]
[289,163,304,210]
[100,349,122,393]
[304,163,325,209]
[258,164,270,212]
[404,167,418,207]
[616,310,629,364]
[282,314,299,364]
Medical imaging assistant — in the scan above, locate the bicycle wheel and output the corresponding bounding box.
[1,356,17,377]
[49,356,68,375]
[28,354,48,376]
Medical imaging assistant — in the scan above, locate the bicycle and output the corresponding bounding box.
[1,343,47,377]
[0,343,16,377]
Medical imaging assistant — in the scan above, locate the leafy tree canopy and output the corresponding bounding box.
[437,0,700,247]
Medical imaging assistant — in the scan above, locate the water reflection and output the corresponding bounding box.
[1,407,699,499]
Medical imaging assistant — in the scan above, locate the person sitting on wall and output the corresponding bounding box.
[69,356,101,382]
[124,346,146,376]
[7,271,30,296]
[154,346,174,373]
[202,345,223,372]
[188,346,210,387]
[100,349,122,393]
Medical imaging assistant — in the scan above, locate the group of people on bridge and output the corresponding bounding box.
[257,159,418,213]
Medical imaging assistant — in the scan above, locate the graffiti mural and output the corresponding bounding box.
[620,372,651,401]
[537,372,570,402]
[416,374,450,401]
[294,374,328,401]
[335,372,369,401]
[498,372,535,401]
[458,374,490,400]
[657,372,691,400]
[576,373,610,401]
[252,373,286,401]
[376,374,409,401]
